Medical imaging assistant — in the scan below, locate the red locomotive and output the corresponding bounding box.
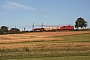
[60,25,74,30]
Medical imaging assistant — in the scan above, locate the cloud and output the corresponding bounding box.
[40,11,46,14]
[39,11,51,18]
[39,11,49,15]
[1,1,34,10]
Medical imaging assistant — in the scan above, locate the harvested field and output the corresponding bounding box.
[0,31,89,44]
[0,42,90,51]
[0,31,90,59]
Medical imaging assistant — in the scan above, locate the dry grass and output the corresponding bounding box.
[0,42,90,51]
[0,31,90,59]
[0,31,90,51]
[0,31,89,44]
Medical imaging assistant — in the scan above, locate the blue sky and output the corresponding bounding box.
[0,0,90,30]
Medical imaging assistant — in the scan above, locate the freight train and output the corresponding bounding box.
[33,25,74,32]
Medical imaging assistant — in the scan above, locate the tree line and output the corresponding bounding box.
[0,17,88,34]
[0,26,20,34]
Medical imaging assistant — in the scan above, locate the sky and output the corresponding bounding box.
[0,0,90,31]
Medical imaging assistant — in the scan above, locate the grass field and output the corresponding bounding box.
[7,56,90,60]
[0,31,90,60]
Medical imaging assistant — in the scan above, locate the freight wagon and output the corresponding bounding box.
[33,28,44,32]
[33,25,74,32]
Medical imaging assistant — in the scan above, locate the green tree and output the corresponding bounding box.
[75,17,87,29]
[9,28,20,33]
[0,26,8,34]
[10,28,20,31]
[0,29,4,34]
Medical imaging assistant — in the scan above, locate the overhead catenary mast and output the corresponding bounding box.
[15,26,16,28]
[24,27,25,31]
[32,23,34,30]
[41,23,43,28]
